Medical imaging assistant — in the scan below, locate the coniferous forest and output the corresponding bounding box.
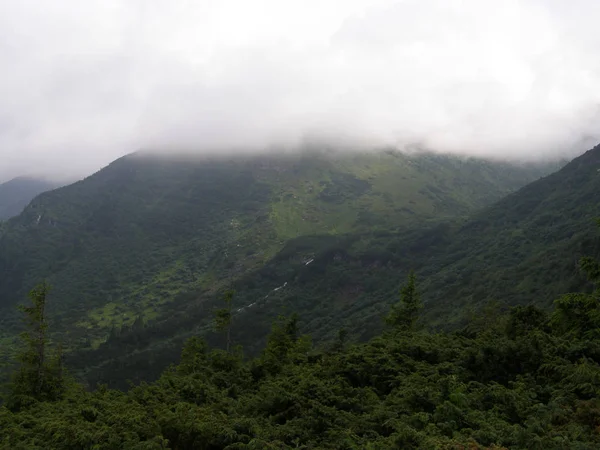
[1,223,600,449]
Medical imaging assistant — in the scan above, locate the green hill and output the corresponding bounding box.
[0,148,553,378]
[419,143,600,325]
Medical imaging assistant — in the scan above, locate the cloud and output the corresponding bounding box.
[1,0,600,180]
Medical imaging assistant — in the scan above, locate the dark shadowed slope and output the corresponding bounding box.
[0,177,59,220]
[419,143,600,325]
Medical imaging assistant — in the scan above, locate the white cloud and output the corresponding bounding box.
[1,0,600,180]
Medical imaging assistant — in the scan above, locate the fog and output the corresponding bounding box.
[1,0,600,181]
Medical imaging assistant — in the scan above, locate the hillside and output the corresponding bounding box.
[2,247,600,449]
[71,145,600,388]
[0,148,553,375]
[419,144,600,325]
[229,144,600,336]
[225,144,600,342]
[0,177,58,220]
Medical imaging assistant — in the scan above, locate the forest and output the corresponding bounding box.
[1,222,599,449]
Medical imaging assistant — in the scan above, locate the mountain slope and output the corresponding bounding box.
[70,145,600,388]
[0,149,552,367]
[223,144,600,345]
[0,177,58,220]
[420,143,600,325]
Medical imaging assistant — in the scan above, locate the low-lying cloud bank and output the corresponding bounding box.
[1,0,600,180]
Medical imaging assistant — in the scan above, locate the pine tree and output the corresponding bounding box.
[332,328,348,352]
[385,270,422,331]
[214,289,235,352]
[7,281,65,409]
[260,314,310,375]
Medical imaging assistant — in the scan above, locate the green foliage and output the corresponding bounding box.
[258,314,311,376]
[1,235,600,447]
[385,270,422,331]
[581,253,600,285]
[214,290,235,352]
[550,231,600,340]
[332,328,349,353]
[3,295,600,448]
[505,305,548,340]
[5,282,65,409]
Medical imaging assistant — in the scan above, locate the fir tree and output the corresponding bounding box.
[385,270,422,331]
[214,289,235,352]
[7,281,64,409]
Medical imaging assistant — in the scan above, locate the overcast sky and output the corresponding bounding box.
[2,0,600,181]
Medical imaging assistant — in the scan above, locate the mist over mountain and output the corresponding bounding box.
[2,0,600,180]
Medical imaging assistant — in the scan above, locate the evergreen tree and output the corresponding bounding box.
[214,289,235,352]
[332,328,348,352]
[260,314,311,375]
[6,281,65,409]
[385,270,422,331]
[284,312,299,342]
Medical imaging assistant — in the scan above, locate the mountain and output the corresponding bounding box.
[0,148,554,380]
[69,145,600,388]
[231,144,600,336]
[218,144,600,345]
[419,143,600,325]
[0,176,58,220]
